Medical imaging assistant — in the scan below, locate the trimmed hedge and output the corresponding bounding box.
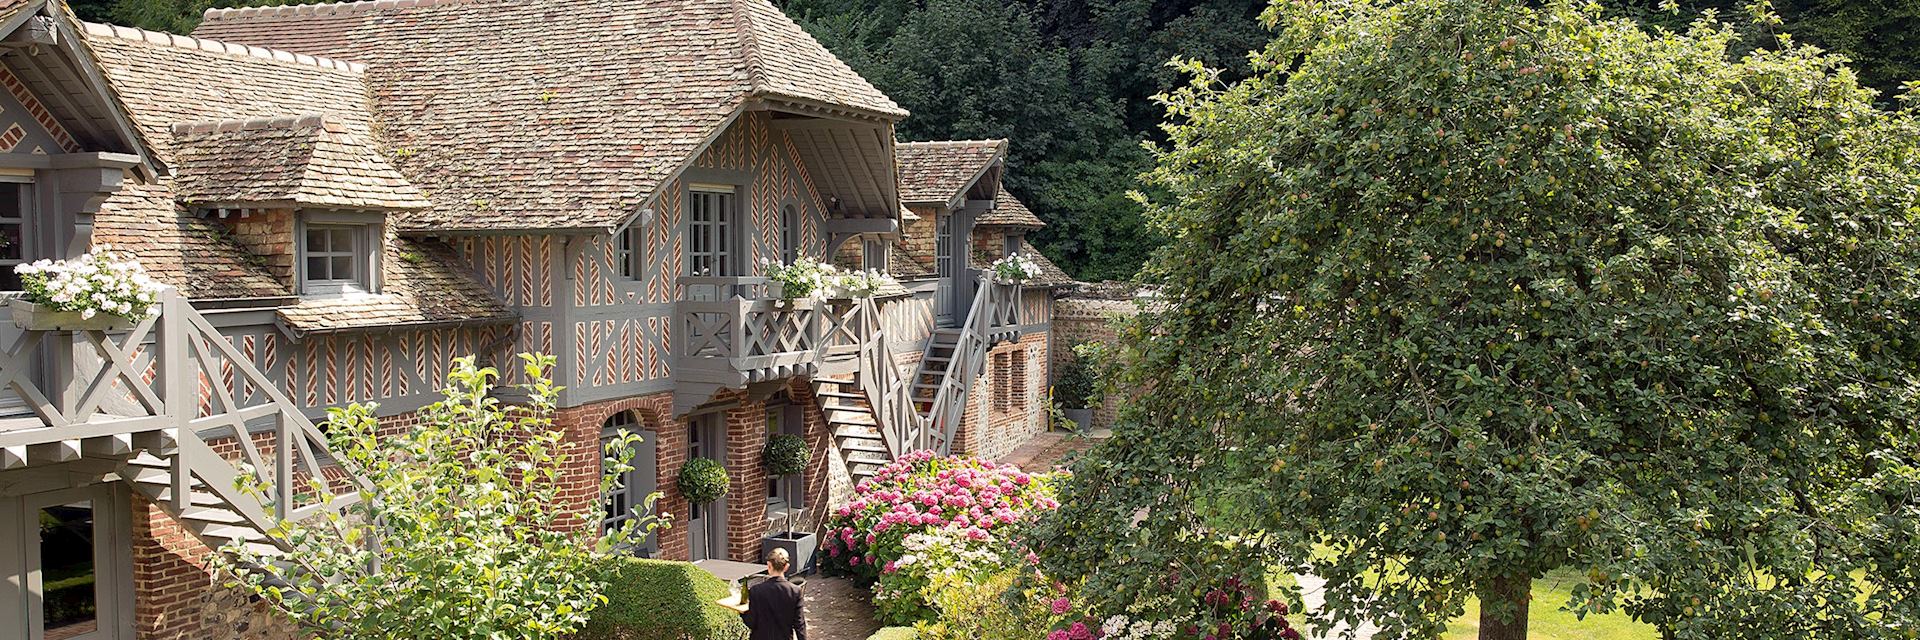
[868,627,919,640]
[582,557,748,640]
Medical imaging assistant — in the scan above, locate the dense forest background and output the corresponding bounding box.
[72,0,1920,282]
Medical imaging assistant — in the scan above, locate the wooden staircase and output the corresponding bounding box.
[122,452,289,558]
[816,276,1024,487]
[812,376,893,484]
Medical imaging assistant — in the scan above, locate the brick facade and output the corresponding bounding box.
[215,208,297,288]
[953,330,1051,460]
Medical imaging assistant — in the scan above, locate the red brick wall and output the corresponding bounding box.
[953,330,1050,460]
[216,208,295,288]
[1053,297,1136,430]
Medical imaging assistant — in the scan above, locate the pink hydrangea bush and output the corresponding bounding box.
[821,451,1061,580]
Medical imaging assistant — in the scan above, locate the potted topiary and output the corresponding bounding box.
[1052,356,1096,432]
[676,458,729,505]
[760,434,817,573]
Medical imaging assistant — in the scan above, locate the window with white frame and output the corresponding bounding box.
[300,214,381,295]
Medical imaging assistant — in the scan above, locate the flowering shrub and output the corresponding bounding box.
[1051,577,1299,640]
[762,257,837,301]
[870,528,1008,623]
[987,253,1041,283]
[820,451,1062,624]
[822,451,1059,579]
[15,247,164,320]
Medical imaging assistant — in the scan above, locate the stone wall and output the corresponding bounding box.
[955,330,1051,461]
[1051,294,1139,431]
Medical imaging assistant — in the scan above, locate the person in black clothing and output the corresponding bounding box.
[739,548,808,640]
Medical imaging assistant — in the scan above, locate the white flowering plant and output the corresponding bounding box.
[761,256,838,301]
[15,246,164,321]
[835,269,899,298]
[989,253,1043,283]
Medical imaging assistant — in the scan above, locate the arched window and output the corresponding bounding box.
[600,410,656,556]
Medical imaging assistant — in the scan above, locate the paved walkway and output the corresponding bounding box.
[996,429,1109,470]
[798,575,881,640]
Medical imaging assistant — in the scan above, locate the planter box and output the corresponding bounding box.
[8,300,132,332]
[761,531,818,575]
[1064,408,1093,433]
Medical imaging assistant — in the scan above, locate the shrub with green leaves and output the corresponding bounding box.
[763,433,811,477]
[580,557,749,640]
[1034,0,1920,638]
[677,457,730,504]
[214,354,665,640]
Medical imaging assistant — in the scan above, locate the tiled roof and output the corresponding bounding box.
[192,0,905,233]
[81,23,374,300]
[277,238,515,334]
[897,140,1004,204]
[977,186,1044,228]
[82,23,511,330]
[171,115,428,210]
[889,240,935,280]
[972,240,1075,288]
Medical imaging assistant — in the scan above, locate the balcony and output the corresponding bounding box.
[672,277,877,410]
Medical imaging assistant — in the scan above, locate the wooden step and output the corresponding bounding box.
[838,439,889,454]
[815,390,866,400]
[834,423,883,439]
[179,506,247,525]
[845,450,890,465]
[828,412,877,427]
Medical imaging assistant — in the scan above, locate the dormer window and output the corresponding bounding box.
[298,212,383,296]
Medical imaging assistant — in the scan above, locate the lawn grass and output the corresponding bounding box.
[1441,570,1656,640]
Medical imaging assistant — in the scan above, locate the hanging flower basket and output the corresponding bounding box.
[8,299,134,332]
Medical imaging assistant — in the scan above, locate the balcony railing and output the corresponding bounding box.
[673,277,875,388]
[0,288,358,535]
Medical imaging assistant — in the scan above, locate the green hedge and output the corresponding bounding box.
[868,627,919,640]
[582,557,748,640]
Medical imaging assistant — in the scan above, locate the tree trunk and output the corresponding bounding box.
[1477,573,1531,640]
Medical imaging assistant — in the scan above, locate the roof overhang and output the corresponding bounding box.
[0,1,163,179]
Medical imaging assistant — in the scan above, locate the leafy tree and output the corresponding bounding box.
[214,354,664,640]
[1031,1,1920,638]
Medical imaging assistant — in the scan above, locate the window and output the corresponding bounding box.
[615,226,644,280]
[5,484,129,640]
[600,411,656,556]
[862,239,885,272]
[300,217,379,295]
[686,186,737,276]
[0,181,32,291]
[935,212,953,279]
[779,204,800,264]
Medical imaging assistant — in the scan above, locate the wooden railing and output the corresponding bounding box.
[675,277,876,386]
[850,274,1023,456]
[0,288,358,545]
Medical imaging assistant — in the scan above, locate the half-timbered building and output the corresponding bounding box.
[0,0,1073,638]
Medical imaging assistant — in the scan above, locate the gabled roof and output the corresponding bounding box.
[977,186,1044,228]
[171,115,427,210]
[896,139,1005,205]
[82,22,375,301]
[192,0,905,233]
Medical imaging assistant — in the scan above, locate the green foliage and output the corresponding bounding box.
[1051,353,1097,410]
[1033,0,1920,638]
[677,457,730,505]
[1608,0,1920,105]
[913,570,1056,640]
[763,433,811,477]
[579,557,750,640]
[215,354,665,640]
[868,627,920,640]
